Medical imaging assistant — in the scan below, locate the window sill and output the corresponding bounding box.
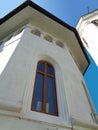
[22,111,72,128]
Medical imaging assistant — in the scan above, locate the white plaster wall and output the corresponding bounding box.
[82,23,98,66]
[0,115,95,130]
[0,30,24,75]
[0,25,96,130]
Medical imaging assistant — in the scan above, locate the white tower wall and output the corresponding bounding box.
[76,13,98,66]
[0,24,97,130]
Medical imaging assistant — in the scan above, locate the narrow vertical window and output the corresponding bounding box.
[31,61,58,116]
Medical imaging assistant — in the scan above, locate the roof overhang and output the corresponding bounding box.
[0,0,90,74]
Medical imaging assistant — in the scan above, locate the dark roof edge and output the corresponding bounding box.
[0,0,74,31]
[0,0,30,24]
[0,0,90,72]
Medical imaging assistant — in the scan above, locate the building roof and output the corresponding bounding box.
[77,9,98,31]
[0,0,90,74]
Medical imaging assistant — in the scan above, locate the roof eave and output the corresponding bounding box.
[0,0,90,74]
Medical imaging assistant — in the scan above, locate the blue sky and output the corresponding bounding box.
[0,0,98,113]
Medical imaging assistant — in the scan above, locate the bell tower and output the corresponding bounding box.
[76,10,98,66]
[0,1,98,130]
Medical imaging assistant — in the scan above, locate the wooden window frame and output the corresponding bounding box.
[31,61,58,116]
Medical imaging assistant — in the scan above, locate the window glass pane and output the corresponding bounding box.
[46,76,55,114]
[32,73,44,111]
[37,62,44,72]
[47,64,54,75]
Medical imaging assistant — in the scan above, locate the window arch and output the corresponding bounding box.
[31,61,58,116]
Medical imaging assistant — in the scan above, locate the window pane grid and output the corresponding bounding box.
[31,61,58,116]
[31,73,44,111]
[37,71,55,78]
[37,62,44,72]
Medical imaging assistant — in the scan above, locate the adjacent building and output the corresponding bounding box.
[77,10,98,66]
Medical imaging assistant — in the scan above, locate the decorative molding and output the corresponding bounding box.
[71,116,98,129]
[0,98,22,112]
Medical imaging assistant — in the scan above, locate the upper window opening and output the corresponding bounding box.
[44,34,53,43]
[31,61,58,116]
[31,29,41,36]
[56,40,64,48]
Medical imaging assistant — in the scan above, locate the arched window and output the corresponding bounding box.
[31,61,58,116]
